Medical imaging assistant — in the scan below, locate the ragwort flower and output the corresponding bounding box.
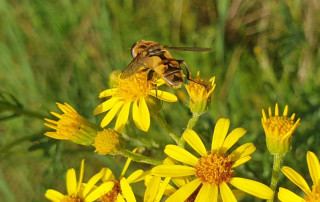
[44,102,99,146]
[94,71,177,132]
[45,159,114,202]
[184,71,216,115]
[261,103,301,155]
[278,151,320,202]
[152,118,273,201]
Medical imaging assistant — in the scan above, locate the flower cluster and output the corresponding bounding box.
[43,46,311,202]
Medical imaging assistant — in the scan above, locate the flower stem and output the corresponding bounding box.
[186,113,200,130]
[151,113,181,146]
[178,113,201,147]
[267,154,284,202]
[117,149,162,165]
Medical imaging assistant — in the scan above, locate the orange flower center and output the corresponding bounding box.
[305,185,320,202]
[100,181,121,202]
[117,71,154,102]
[195,153,233,185]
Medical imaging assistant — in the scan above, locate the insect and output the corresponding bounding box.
[120,40,212,88]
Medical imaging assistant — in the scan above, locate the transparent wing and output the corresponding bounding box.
[164,46,213,52]
[120,53,147,79]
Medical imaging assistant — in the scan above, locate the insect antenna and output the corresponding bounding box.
[177,60,207,87]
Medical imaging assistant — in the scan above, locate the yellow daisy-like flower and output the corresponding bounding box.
[93,71,178,132]
[184,71,216,115]
[261,103,301,155]
[99,149,146,202]
[152,118,273,201]
[278,151,320,201]
[45,159,114,202]
[44,102,99,146]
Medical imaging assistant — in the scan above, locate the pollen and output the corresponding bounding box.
[93,129,120,155]
[195,152,233,185]
[117,71,154,102]
[60,195,81,202]
[100,181,121,202]
[305,185,320,202]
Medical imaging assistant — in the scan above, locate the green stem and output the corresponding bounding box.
[0,103,46,119]
[117,149,162,165]
[267,154,284,202]
[186,113,200,130]
[151,113,181,146]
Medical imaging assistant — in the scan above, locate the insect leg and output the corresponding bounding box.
[177,60,207,87]
[147,69,155,81]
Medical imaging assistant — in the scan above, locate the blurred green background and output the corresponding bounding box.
[1,0,320,201]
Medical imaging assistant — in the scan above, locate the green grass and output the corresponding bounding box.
[1,0,320,201]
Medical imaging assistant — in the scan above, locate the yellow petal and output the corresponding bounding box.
[45,132,69,140]
[232,156,251,168]
[281,166,311,195]
[166,179,202,202]
[132,101,141,130]
[229,143,256,161]
[152,165,195,177]
[82,169,104,198]
[278,187,305,202]
[116,194,126,202]
[100,101,124,128]
[85,181,115,202]
[220,128,247,153]
[230,177,273,199]
[115,102,131,132]
[149,90,178,102]
[155,177,171,201]
[77,159,85,194]
[144,176,161,202]
[307,151,320,187]
[66,168,77,195]
[98,88,117,98]
[211,118,230,153]
[164,145,198,166]
[138,98,150,132]
[219,182,237,202]
[195,183,218,202]
[101,168,115,182]
[93,97,119,115]
[183,129,207,157]
[126,169,144,184]
[120,178,136,202]
[45,189,64,202]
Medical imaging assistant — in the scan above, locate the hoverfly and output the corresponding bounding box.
[120,40,212,88]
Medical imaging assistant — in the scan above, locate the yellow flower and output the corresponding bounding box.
[278,151,320,201]
[261,103,301,155]
[152,118,273,201]
[93,71,177,132]
[99,148,146,202]
[184,71,216,115]
[44,102,99,146]
[45,159,114,202]
[92,129,123,155]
